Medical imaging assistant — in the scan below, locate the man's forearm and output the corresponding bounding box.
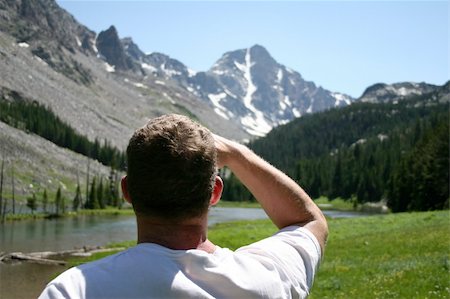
[215,135,328,252]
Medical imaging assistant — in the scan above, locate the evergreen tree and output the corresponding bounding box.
[26,192,38,214]
[0,157,4,222]
[97,178,105,209]
[55,187,62,215]
[73,184,82,211]
[85,157,90,208]
[387,119,449,211]
[330,154,343,199]
[11,161,15,215]
[61,193,66,214]
[85,178,99,209]
[42,189,48,213]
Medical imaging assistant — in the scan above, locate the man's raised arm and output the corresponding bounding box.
[214,134,328,253]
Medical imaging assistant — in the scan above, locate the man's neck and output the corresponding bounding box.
[136,215,216,253]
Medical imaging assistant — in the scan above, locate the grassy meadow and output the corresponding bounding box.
[69,210,450,298]
[310,211,449,298]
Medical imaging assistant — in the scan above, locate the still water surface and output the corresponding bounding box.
[0,207,268,253]
[0,208,364,253]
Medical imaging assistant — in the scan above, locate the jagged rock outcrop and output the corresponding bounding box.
[96,26,140,73]
[0,0,97,84]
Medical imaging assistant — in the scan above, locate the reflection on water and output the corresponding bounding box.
[0,214,137,253]
[0,261,66,299]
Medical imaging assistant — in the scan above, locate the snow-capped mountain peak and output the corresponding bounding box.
[196,45,354,135]
[99,39,356,136]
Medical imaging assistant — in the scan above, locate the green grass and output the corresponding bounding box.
[67,211,450,298]
[310,211,450,298]
[4,207,134,221]
[314,196,358,211]
[215,200,262,209]
[76,207,134,216]
[4,213,48,220]
[208,219,277,250]
[67,250,125,268]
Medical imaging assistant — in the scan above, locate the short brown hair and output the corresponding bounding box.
[126,114,217,220]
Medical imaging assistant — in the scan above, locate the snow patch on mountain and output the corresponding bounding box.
[104,62,115,73]
[133,82,147,89]
[75,36,82,47]
[208,93,231,120]
[277,68,283,82]
[359,82,439,103]
[212,69,226,75]
[293,108,301,118]
[18,42,30,48]
[161,63,182,77]
[239,48,272,136]
[141,62,157,73]
[280,95,292,111]
[332,92,352,106]
[187,68,197,77]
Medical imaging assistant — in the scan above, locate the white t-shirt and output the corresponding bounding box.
[39,226,321,299]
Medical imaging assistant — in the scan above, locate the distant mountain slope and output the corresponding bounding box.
[0,0,249,151]
[250,81,449,174]
[358,82,440,103]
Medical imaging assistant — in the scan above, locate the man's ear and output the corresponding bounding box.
[210,176,223,206]
[121,176,132,204]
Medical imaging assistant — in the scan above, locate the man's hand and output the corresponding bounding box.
[213,134,241,169]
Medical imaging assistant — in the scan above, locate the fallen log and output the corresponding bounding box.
[1,247,125,265]
[4,252,67,266]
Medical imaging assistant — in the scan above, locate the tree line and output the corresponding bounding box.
[221,87,449,212]
[0,94,126,170]
[0,157,123,221]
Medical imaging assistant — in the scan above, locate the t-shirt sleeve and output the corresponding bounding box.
[38,268,84,299]
[38,283,69,299]
[235,226,322,296]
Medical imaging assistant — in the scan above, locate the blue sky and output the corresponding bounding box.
[57,0,449,98]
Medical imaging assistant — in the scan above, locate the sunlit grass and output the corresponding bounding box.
[4,206,134,221]
[208,219,277,250]
[310,211,450,298]
[215,200,261,209]
[314,196,357,211]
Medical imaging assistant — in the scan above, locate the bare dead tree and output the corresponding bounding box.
[11,160,15,215]
[85,157,90,209]
[0,157,4,223]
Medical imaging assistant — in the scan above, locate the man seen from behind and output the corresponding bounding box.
[39,114,328,299]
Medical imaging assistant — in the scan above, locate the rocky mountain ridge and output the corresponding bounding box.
[113,34,355,136]
[359,82,441,103]
[0,0,249,149]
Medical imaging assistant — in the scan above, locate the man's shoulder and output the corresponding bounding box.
[50,247,135,283]
[235,226,322,290]
[238,226,321,255]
